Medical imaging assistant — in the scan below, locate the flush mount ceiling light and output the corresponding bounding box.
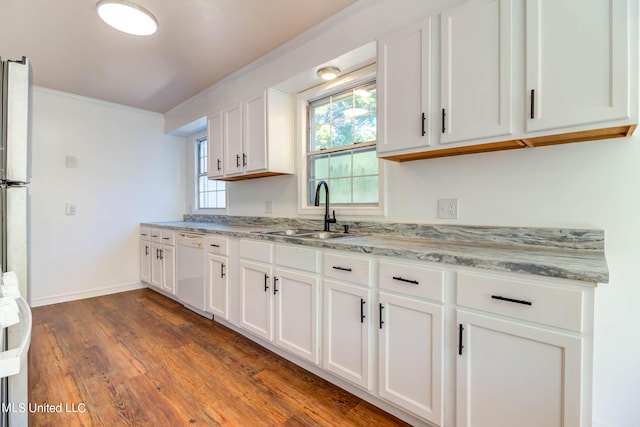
[317,67,341,81]
[96,0,158,36]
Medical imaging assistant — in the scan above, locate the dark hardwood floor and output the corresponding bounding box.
[28,288,409,426]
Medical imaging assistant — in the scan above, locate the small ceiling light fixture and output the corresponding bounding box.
[317,67,341,81]
[96,0,158,36]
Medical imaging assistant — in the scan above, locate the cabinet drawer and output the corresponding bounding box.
[457,272,584,332]
[324,253,370,286]
[161,230,175,246]
[240,239,273,263]
[150,228,163,243]
[275,244,319,273]
[140,226,151,241]
[378,260,444,302]
[206,236,228,255]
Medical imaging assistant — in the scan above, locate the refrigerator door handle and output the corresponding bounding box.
[0,297,31,378]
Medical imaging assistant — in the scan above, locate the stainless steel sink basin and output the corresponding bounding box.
[254,229,359,239]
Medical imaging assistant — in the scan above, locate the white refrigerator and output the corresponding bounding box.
[0,56,33,427]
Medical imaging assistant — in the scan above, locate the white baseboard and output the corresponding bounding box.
[29,281,146,307]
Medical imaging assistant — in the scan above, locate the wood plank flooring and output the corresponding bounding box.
[28,289,410,426]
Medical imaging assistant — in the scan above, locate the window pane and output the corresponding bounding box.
[312,123,331,151]
[355,87,376,111]
[353,148,378,176]
[352,176,378,204]
[331,94,353,121]
[330,178,352,204]
[355,114,376,143]
[314,103,330,126]
[216,191,226,208]
[332,119,354,147]
[329,152,352,178]
[309,154,329,180]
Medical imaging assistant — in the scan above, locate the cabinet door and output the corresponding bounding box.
[456,310,582,427]
[207,253,228,319]
[162,245,176,295]
[274,269,319,364]
[378,292,443,425]
[223,103,243,176]
[441,0,512,144]
[244,93,268,173]
[323,280,372,390]
[140,240,151,284]
[526,0,630,132]
[150,242,163,288]
[240,260,273,341]
[377,18,432,155]
[207,112,224,178]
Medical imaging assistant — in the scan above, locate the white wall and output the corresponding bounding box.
[30,88,186,306]
[170,1,640,425]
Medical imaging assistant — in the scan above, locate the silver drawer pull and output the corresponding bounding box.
[332,266,352,272]
[392,276,419,285]
[491,295,532,306]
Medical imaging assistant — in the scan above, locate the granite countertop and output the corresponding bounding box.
[142,217,609,284]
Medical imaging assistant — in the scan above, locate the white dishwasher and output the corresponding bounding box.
[176,233,206,313]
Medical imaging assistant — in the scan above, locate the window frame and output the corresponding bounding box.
[195,134,227,212]
[296,64,385,217]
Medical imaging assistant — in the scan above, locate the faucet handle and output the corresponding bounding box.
[329,210,337,223]
[343,224,349,234]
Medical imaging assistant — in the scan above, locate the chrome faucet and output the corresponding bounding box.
[314,180,337,232]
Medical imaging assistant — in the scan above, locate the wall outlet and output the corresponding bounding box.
[66,203,77,216]
[437,199,459,219]
[265,201,273,213]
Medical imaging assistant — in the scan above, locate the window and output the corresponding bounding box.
[307,81,378,206]
[197,137,226,209]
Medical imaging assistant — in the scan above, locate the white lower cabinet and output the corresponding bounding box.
[239,241,321,365]
[206,236,229,320]
[207,254,228,319]
[456,310,582,427]
[378,292,443,425]
[274,268,319,364]
[148,228,176,295]
[377,259,445,425]
[323,279,372,390]
[240,259,273,341]
[456,271,590,427]
[140,233,151,284]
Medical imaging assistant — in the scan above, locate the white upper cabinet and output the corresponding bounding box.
[244,93,268,174]
[207,112,224,179]
[526,0,631,133]
[218,88,293,181]
[440,0,513,145]
[377,0,637,161]
[223,103,244,177]
[377,18,432,156]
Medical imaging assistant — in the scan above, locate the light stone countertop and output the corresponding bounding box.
[142,220,609,284]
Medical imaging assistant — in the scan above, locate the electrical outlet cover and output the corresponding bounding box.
[437,199,458,219]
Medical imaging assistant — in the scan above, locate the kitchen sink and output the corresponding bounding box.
[254,229,359,240]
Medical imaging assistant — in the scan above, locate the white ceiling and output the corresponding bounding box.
[0,0,358,113]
